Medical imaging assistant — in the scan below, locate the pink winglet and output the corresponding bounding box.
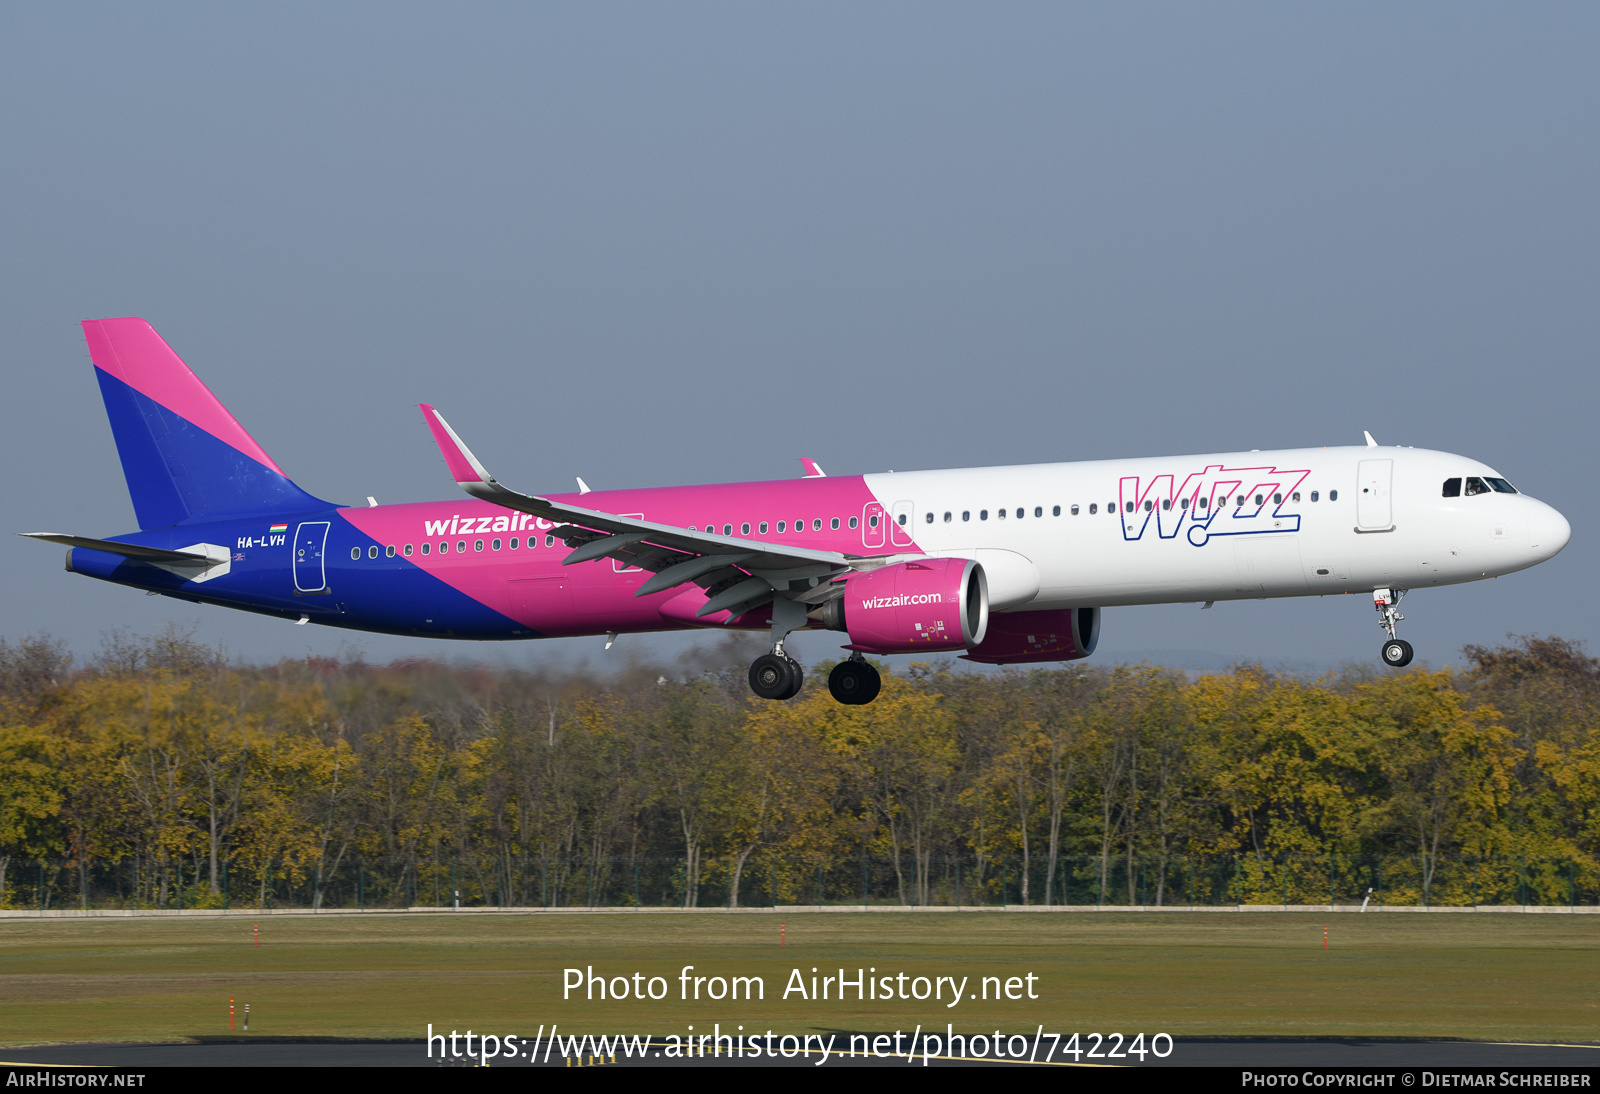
[419,404,488,485]
[799,457,827,478]
[81,318,285,474]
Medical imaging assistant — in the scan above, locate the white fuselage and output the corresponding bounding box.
[861,445,1569,612]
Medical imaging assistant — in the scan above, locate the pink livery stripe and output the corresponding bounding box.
[81,318,286,475]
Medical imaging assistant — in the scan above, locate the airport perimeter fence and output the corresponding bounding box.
[2,853,1595,913]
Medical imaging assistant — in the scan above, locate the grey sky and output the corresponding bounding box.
[3,4,1595,671]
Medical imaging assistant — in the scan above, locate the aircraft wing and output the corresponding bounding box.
[420,406,859,614]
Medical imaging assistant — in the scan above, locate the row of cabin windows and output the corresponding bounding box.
[685,517,863,536]
[924,491,1333,522]
[1442,476,1517,498]
[351,487,1349,561]
[352,534,559,560]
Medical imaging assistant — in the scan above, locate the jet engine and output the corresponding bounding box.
[813,557,988,654]
[959,607,1100,665]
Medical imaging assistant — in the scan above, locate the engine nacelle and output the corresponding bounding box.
[959,607,1100,665]
[815,558,988,654]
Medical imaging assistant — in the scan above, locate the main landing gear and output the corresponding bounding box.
[1374,587,1414,667]
[828,655,881,705]
[749,597,807,701]
[749,652,804,700]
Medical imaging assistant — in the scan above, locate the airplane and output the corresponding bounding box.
[24,318,1571,704]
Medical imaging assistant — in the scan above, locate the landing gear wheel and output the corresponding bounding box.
[1381,639,1414,668]
[828,659,882,705]
[749,654,804,700]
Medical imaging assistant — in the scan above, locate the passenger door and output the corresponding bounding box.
[293,522,330,593]
[1356,460,1393,531]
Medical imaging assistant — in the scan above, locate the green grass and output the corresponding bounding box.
[1,912,1596,1046]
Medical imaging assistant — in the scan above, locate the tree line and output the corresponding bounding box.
[1,628,1596,909]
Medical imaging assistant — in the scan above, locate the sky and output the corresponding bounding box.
[2,3,1596,674]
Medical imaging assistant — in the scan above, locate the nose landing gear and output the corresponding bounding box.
[1374,588,1413,667]
[827,655,881,705]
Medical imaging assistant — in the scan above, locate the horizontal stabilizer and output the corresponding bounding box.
[22,533,233,584]
[20,532,214,563]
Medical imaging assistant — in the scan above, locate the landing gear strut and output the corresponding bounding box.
[828,655,881,705]
[1374,587,1413,667]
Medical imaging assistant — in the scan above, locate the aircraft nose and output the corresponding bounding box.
[1528,500,1571,561]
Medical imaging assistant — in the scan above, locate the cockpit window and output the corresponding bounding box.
[1486,477,1518,494]
[1442,478,1461,498]
[1465,477,1492,496]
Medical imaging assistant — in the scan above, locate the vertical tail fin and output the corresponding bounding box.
[82,318,331,529]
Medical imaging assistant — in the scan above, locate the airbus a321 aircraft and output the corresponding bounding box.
[26,319,1571,705]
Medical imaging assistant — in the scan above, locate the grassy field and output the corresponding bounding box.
[1,911,1596,1047]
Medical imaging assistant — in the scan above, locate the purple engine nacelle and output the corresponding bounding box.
[816,557,988,654]
[959,607,1101,665]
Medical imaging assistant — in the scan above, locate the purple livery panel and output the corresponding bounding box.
[338,478,921,635]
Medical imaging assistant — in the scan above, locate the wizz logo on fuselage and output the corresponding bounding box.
[1119,464,1312,546]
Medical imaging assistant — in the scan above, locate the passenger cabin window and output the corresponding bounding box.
[849,516,859,529]
[1089,503,1097,515]
[1180,498,1189,510]
[1465,477,1491,496]
[1052,506,1060,516]
[924,512,933,523]
[980,510,989,520]
[813,519,822,531]
[742,523,751,535]
[1442,478,1462,498]
[1329,490,1338,502]
[1291,492,1300,503]
[351,547,360,560]
[369,546,379,559]
[1015,508,1023,519]
[1310,491,1319,502]
[962,511,971,521]
[509,538,518,550]
[1070,505,1079,515]
[868,515,878,528]
[777,521,786,532]
[944,512,953,522]
[421,543,431,555]
[896,514,906,526]
[830,518,840,530]
[404,544,413,556]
